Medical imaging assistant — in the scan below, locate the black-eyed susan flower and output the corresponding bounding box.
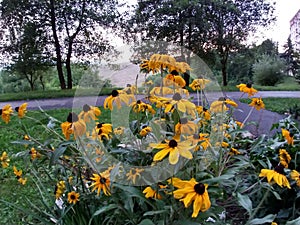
[189,78,210,91]
[259,164,291,189]
[61,112,86,140]
[104,90,132,110]
[229,148,241,155]
[164,73,186,88]
[0,104,13,124]
[123,84,137,95]
[90,171,111,196]
[143,186,162,199]
[150,136,194,165]
[249,97,265,111]
[279,149,291,168]
[29,147,41,160]
[236,83,258,96]
[92,122,113,141]
[148,54,177,72]
[13,166,27,185]
[209,98,237,113]
[191,133,211,151]
[67,191,80,204]
[126,168,144,184]
[175,118,198,135]
[78,104,101,122]
[196,106,211,120]
[271,222,278,225]
[172,178,211,218]
[169,61,192,74]
[114,126,125,135]
[140,126,152,137]
[0,151,10,168]
[54,181,66,199]
[131,100,156,115]
[15,103,27,118]
[290,170,300,187]
[165,93,196,114]
[150,87,174,96]
[282,129,294,145]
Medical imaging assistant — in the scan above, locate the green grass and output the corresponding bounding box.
[222,76,300,92]
[0,87,117,102]
[240,97,300,115]
[0,107,111,225]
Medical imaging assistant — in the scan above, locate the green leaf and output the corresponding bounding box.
[11,140,33,145]
[143,210,167,216]
[49,142,71,167]
[138,219,156,225]
[88,204,118,225]
[237,193,252,215]
[247,214,276,225]
[173,219,201,225]
[286,216,300,225]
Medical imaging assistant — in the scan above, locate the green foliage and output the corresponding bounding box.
[253,55,286,86]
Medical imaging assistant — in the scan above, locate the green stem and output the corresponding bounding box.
[248,189,269,221]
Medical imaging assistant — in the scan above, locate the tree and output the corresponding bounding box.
[281,36,300,77]
[128,0,275,86]
[0,0,120,89]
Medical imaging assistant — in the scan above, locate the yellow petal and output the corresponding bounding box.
[153,148,171,161]
[169,148,180,165]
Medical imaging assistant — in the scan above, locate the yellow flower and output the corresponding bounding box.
[164,93,196,114]
[175,118,198,135]
[140,126,152,137]
[0,151,10,168]
[114,126,125,135]
[150,136,194,165]
[54,181,66,199]
[290,170,300,187]
[172,178,211,218]
[126,168,144,184]
[15,103,27,118]
[279,149,291,168]
[13,166,27,185]
[271,222,278,225]
[209,98,237,113]
[123,84,137,95]
[61,112,86,140]
[92,122,113,141]
[196,106,211,120]
[164,73,186,88]
[0,104,13,124]
[249,97,265,111]
[189,78,210,90]
[259,165,291,189]
[29,147,41,160]
[229,148,241,155]
[143,186,162,199]
[236,83,258,96]
[78,104,101,122]
[149,87,174,96]
[104,90,132,110]
[281,129,294,145]
[67,191,80,204]
[130,100,156,115]
[90,171,111,196]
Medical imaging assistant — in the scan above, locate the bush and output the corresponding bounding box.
[253,55,285,86]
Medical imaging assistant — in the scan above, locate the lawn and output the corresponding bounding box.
[0,107,111,225]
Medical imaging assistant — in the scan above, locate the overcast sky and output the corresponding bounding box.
[251,0,300,50]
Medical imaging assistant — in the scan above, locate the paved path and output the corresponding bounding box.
[1,91,299,137]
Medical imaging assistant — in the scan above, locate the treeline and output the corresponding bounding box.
[0,0,298,93]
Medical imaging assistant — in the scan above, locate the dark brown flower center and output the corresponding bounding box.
[100,177,107,184]
[274,164,285,175]
[111,90,119,97]
[67,112,79,123]
[83,104,91,112]
[97,123,104,128]
[0,109,2,115]
[137,100,141,104]
[203,107,207,112]
[170,70,179,75]
[246,83,252,88]
[193,133,199,139]
[194,183,205,195]
[179,118,188,124]
[173,93,182,101]
[70,194,76,200]
[218,97,226,101]
[15,107,20,112]
[168,139,178,148]
[289,132,294,138]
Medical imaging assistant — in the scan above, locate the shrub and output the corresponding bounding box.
[253,55,285,86]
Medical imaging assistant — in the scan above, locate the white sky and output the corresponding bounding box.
[250,0,300,51]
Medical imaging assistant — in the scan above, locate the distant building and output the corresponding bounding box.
[290,9,300,51]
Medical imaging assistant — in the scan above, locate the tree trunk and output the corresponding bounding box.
[66,40,73,89]
[221,62,227,86]
[49,0,66,90]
